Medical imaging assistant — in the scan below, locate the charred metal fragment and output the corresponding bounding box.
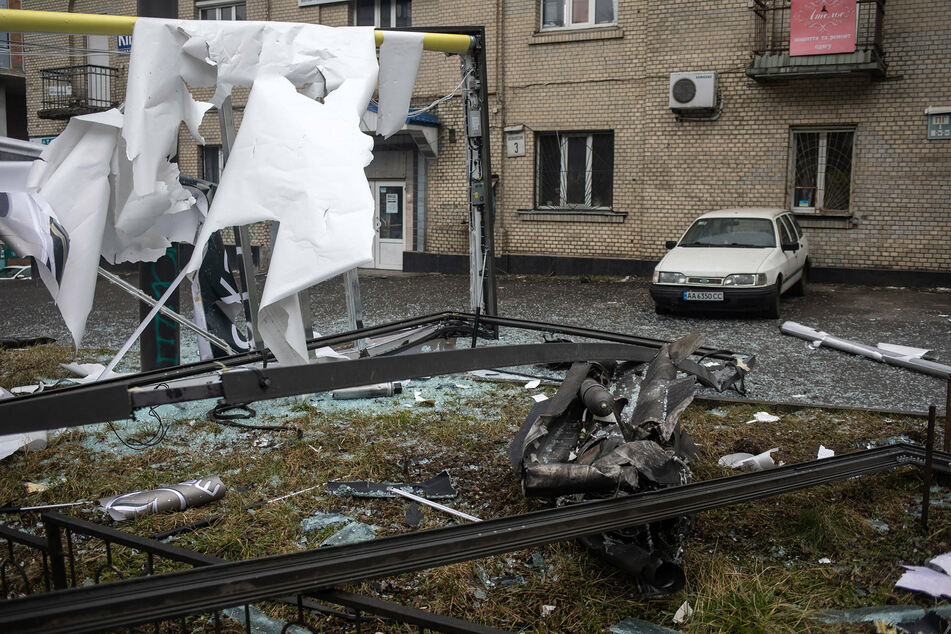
[327,471,457,500]
[508,333,749,596]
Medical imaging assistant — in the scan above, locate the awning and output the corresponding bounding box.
[361,104,439,158]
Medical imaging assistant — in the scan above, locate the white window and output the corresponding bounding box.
[355,0,411,27]
[541,0,616,30]
[197,1,246,20]
[536,132,614,209]
[790,128,854,213]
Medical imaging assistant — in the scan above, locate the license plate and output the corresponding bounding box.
[683,290,723,301]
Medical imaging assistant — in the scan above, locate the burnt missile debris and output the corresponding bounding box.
[509,333,752,596]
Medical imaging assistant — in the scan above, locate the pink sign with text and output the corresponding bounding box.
[789,0,858,56]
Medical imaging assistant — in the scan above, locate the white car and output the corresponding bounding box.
[0,264,31,281]
[650,208,809,318]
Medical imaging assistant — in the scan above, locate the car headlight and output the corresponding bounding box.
[655,271,686,284]
[723,273,767,286]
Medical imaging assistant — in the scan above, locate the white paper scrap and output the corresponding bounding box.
[895,565,951,599]
[929,553,951,576]
[817,445,835,459]
[745,411,780,424]
[818,557,832,564]
[532,394,549,403]
[541,605,556,618]
[414,390,426,402]
[377,31,424,138]
[0,431,48,460]
[673,601,694,624]
[524,379,541,390]
[718,448,778,471]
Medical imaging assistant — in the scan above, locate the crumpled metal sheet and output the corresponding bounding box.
[327,470,456,500]
[508,331,752,596]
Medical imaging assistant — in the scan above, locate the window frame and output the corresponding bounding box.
[534,130,614,211]
[354,0,411,28]
[540,0,617,31]
[196,0,246,21]
[788,126,855,215]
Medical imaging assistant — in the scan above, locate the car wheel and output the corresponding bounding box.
[764,277,781,318]
[790,263,807,297]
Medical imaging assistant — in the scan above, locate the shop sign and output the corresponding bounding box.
[790,0,858,57]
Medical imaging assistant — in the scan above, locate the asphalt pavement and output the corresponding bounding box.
[1,270,948,411]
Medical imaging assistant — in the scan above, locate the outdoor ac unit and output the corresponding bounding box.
[669,72,717,110]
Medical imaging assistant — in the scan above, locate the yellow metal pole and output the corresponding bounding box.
[0,9,473,53]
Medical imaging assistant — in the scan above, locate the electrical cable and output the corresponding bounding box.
[107,383,172,450]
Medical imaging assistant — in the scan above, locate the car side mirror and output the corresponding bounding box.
[781,241,799,252]
[665,240,678,250]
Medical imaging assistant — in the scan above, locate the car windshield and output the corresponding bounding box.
[0,267,23,279]
[678,217,776,248]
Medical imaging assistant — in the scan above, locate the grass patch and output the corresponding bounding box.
[0,346,948,631]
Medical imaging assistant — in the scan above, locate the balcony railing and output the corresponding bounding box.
[38,64,119,119]
[748,0,886,81]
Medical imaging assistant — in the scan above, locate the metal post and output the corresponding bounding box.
[944,374,950,452]
[218,95,264,350]
[43,518,68,591]
[922,405,935,531]
[136,0,180,371]
[343,268,367,354]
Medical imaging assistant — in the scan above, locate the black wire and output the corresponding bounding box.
[107,383,172,450]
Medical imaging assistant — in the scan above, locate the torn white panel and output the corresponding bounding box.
[930,553,951,576]
[817,445,835,459]
[27,111,118,350]
[895,565,951,599]
[377,31,424,138]
[745,411,780,424]
[183,74,376,365]
[0,161,33,191]
[0,431,48,460]
[718,448,778,471]
[876,343,935,360]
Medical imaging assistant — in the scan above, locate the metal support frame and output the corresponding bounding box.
[2,444,948,633]
[343,268,367,354]
[218,96,264,351]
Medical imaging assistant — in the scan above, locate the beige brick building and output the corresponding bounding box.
[16,1,951,283]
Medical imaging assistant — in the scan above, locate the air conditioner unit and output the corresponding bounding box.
[669,72,717,110]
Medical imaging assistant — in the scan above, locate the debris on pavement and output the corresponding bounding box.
[327,470,457,499]
[781,321,951,378]
[99,475,226,521]
[404,502,424,527]
[817,445,835,459]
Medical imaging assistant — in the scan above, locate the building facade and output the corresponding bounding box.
[18,1,951,280]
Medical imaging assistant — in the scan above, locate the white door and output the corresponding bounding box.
[371,181,406,270]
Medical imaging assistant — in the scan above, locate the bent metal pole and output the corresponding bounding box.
[0,9,475,52]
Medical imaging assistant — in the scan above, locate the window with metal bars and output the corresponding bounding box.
[355,0,411,27]
[790,128,854,213]
[541,0,616,29]
[536,132,613,209]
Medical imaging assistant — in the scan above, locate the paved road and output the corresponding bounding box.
[1,271,948,411]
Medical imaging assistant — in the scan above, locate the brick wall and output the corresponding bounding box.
[19,1,951,272]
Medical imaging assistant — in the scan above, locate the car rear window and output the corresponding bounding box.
[679,217,776,248]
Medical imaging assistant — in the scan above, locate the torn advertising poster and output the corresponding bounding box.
[327,470,456,500]
[99,476,226,522]
[508,332,749,597]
